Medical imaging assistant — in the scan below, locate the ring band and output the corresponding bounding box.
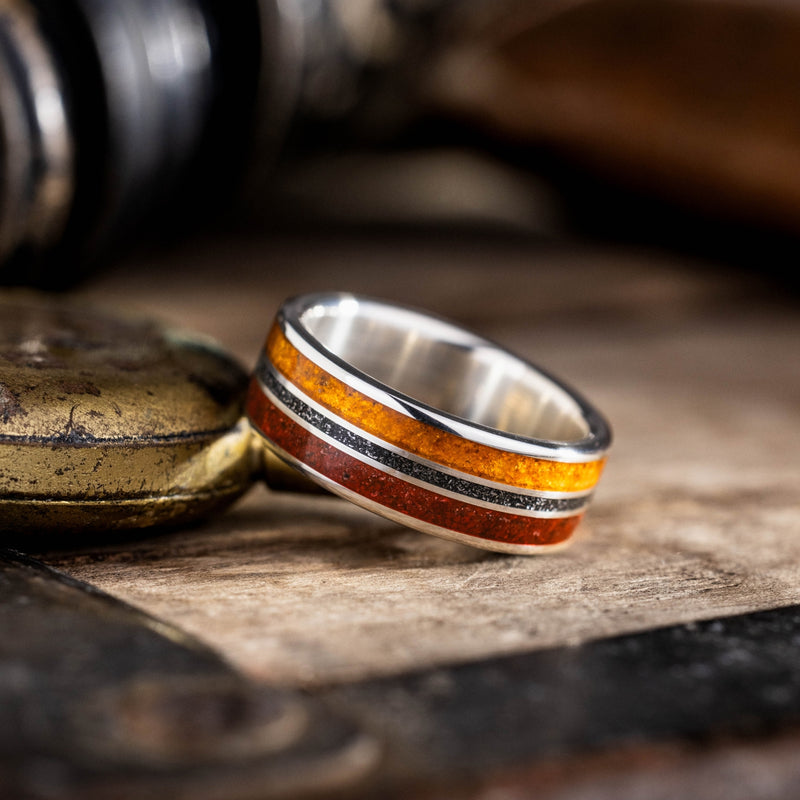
[246,293,611,554]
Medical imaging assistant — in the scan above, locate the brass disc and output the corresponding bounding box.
[0,290,256,533]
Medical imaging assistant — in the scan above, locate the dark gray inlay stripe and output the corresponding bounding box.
[256,362,588,515]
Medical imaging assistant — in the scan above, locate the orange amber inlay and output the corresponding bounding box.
[267,325,605,493]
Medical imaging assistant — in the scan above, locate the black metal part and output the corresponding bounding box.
[0,549,377,799]
[0,0,463,287]
[321,605,800,795]
[1,0,264,287]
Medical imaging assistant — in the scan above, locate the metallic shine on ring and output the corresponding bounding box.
[246,293,612,555]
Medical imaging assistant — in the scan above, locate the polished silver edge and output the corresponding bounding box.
[254,368,591,519]
[277,292,612,461]
[256,434,573,556]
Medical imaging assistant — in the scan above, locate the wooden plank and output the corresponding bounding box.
[36,232,800,688]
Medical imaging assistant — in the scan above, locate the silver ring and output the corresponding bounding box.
[247,293,611,554]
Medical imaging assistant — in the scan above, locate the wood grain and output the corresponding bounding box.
[38,231,800,688]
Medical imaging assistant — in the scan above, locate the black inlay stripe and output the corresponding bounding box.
[257,363,589,516]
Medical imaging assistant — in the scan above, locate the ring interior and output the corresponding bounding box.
[299,298,590,443]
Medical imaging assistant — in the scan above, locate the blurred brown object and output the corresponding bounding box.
[7,0,800,285]
[426,0,800,234]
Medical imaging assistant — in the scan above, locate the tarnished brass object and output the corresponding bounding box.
[0,291,258,532]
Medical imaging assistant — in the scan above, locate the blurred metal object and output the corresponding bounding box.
[322,602,800,797]
[0,549,378,799]
[6,0,800,286]
[0,0,73,263]
[0,0,258,285]
[0,0,452,286]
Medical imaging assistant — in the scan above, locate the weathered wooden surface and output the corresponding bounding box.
[31,231,799,690]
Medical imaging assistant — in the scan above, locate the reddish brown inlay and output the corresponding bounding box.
[247,383,581,548]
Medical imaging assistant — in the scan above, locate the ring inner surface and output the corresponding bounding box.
[300,301,589,443]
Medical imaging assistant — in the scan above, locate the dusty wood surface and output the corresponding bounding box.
[35,231,800,688]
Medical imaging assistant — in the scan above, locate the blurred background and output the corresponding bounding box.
[4,0,800,289]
